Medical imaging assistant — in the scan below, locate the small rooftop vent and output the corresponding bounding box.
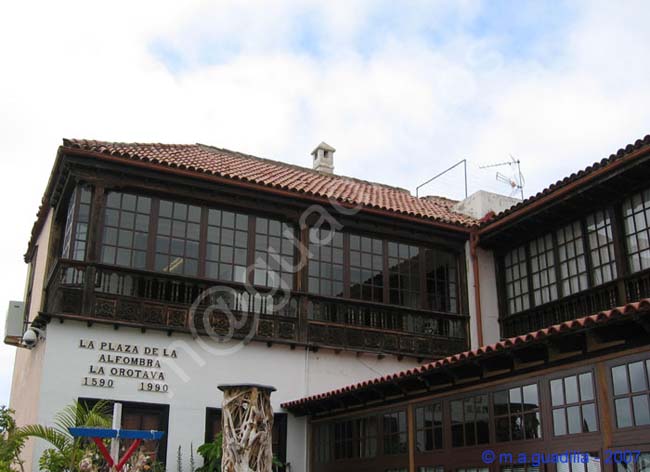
[311,142,336,174]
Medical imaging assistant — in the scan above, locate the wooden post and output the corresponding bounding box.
[218,384,276,472]
[407,404,415,472]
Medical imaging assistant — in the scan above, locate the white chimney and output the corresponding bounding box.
[311,142,336,174]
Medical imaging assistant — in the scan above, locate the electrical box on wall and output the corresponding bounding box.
[4,301,25,347]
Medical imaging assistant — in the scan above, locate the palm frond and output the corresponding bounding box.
[17,424,70,452]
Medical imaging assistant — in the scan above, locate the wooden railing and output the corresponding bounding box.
[44,259,468,359]
[501,268,650,338]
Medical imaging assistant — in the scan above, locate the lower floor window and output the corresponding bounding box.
[615,452,650,472]
[80,398,169,465]
[556,452,600,472]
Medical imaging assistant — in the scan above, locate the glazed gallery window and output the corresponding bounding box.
[586,210,617,285]
[529,234,558,306]
[349,234,384,303]
[503,209,617,315]
[205,209,249,283]
[611,358,650,428]
[623,189,650,273]
[425,248,458,313]
[415,402,443,451]
[450,394,489,447]
[550,372,598,435]
[557,221,589,296]
[62,185,92,261]
[504,245,530,315]
[494,383,541,442]
[99,191,299,288]
[308,228,344,297]
[388,242,420,308]
[383,411,408,455]
[101,192,151,269]
[254,217,296,289]
[155,200,201,276]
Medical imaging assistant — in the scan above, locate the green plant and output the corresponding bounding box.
[19,400,112,472]
[195,434,222,472]
[0,406,25,472]
[189,443,195,472]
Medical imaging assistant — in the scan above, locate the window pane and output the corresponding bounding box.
[553,409,566,436]
[633,395,650,426]
[566,405,581,434]
[581,404,598,432]
[551,379,565,406]
[615,398,633,428]
[579,373,594,401]
[630,362,648,393]
[612,365,630,396]
[565,376,579,404]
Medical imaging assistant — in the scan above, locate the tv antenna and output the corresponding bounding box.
[480,155,525,200]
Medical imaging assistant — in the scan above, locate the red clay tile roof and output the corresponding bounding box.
[281,299,650,410]
[479,134,650,228]
[62,139,476,227]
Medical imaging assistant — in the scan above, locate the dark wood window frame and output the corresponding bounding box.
[449,394,489,448]
[97,190,298,290]
[501,207,620,316]
[622,188,650,274]
[61,185,93,262]
[307,227,463,314]
[493,381,542,442]
[549,370,598,437]
[68,187,465,315]
[610,354,650,429]
[415,400,444,452]
[79,397,170,465]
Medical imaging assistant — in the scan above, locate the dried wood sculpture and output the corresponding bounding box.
[219,384,275,472]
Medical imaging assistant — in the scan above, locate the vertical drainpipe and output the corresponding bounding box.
[470,231,484,347]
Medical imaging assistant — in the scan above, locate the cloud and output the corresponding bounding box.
[1,0,649,406]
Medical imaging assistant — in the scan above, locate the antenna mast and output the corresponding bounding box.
[415,159,468,198]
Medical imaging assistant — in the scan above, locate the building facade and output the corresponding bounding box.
[282,134,650,471]
[7,139,483,471]
[6,134,650,471]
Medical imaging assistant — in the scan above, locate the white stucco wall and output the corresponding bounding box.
[30,321,417,471]
[9,210,53,470]
[465,241,501,349]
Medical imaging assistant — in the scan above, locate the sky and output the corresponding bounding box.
[1,0,650,407]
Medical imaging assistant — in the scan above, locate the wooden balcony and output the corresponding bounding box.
[500,268,650,338]
[43,259,469,359]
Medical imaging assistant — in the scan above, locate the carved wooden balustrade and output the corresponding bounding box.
[44,259,469,359]
[500,282,618,338]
